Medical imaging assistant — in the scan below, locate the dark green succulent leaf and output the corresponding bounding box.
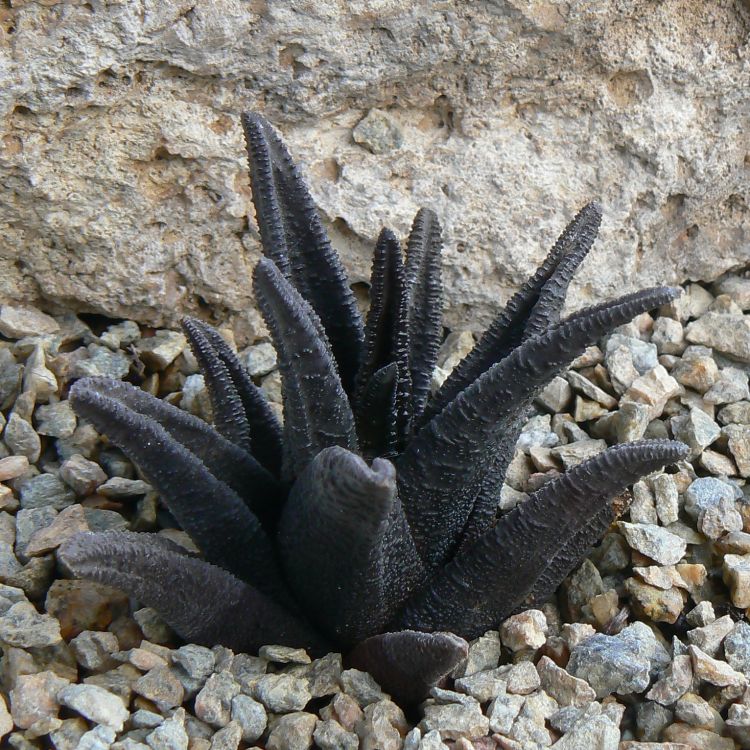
[398,285,680,570]
[404,207,443,422]
[356,363,398,459]
[278,446,424,646]
[253,257,358,480]
[69,380,288,601]
[396,440,688,638]
[241,112,363,394]
[355,228,412,453]
[181,317,252,453]
[59,531,327,654]
[423,201,602,423]
[74,377,282,525]
[348,630,468,706]
[181,317,283,478]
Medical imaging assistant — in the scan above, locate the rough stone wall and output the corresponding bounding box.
[1,1,748,342]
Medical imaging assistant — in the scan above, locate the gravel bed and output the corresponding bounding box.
[0,274,749,749]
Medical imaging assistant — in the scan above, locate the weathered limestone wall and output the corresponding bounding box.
[1,1,748,342]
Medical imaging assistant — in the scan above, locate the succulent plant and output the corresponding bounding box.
[60,112,688,705]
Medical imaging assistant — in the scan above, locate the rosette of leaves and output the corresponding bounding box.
[60,113,687,704]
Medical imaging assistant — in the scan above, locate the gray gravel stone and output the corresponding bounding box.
[689,644,747,687]
[684,476,743,539]
[49,717,89,750]
[146,707,188,750]
[420,698,489,741]
[705,367,750,405]
[566,370,618,409]
[454,630,501,677]
[266,711,317,750]
[713,276,750,310]
[72,344,131,379]
[288,651,342,699]
[172,644,216,697]
[194,671,240,728]
[98,476,152,498]
[687,614,734,657]
[719,401,750,425]
[500,608,548,651]
[723,553,750,608]
[618,522,687,565]
[58,683,129,732]
[672,347,719,393]
[23,345,58,403]
[671,407,721,459]
[239,342,277,377]
[209,720,242,750]
[675,691,714,728]
[313,720,359,750]
[645,653,692,706]
[78,724,117,750]
[258,644,311,664]
[567,622,668,699]
[486,691,524,735]
[0,307,59,338]
[339,668,385,707]
[537,655,596,707]
[0,600,61,647]
[100,320,140,349]
[651,473,679,526]
[536,376,574,413]
[636,700,674,741]
[551,438,607,468]
[229,694,266,743]
[3,414,41,463]
[605,344,640,394]
[552,714,619,750]
[686,600,715,627]
[724,622,750,678]
[9,670,69,730]
[135,331,186,370]
[59,454,108,496]
[18,473,75,510]
[130,710,163,729]
[725,423,750,477]
[313,719,359,750]
[629,481,658,524]
[71,630,119,671]
[134,665,185,712]
[35,401,76,439]
[686,312,750,362]
[606,334,658,374]
[652,316,685,355]
[14,506,57,559]
[254,672,312,713]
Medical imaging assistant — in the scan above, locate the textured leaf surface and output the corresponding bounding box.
[254,257,358,480]
[73,377,282,524]
[242,112,363,393]
[182,317,283,477]
[404,208,443,421]
[397,440,688,638]
[69,380,286,600]
[398,286,680,570]
[424,201,602,423]
[278,446,424,646]
[59,531,326,653]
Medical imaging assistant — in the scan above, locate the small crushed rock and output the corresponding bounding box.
[1,282,750,746]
